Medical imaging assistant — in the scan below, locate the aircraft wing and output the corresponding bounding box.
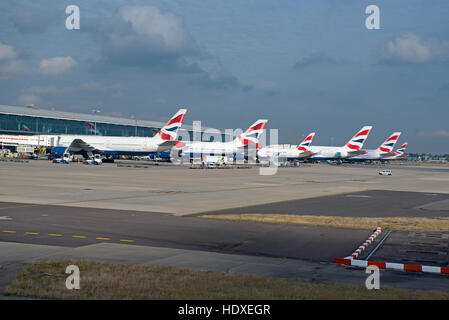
[67,139,101,154]
[347,149,366,157]
[158,140,178,148]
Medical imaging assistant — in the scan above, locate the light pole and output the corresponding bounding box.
[91,108,101,135]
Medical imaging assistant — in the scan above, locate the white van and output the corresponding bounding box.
[379,170,392,176]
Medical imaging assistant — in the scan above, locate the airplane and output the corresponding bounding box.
[0,109,187,158]
[177,119,268,158]
[308,126,373,161]
[258,132,316,161]
[345,132,402,162]
[382,142,408,160]
[51,108,187,158]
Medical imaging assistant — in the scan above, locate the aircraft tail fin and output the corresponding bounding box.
[297,132,315,152]
[343,126,372,152]
[394,142,408,157]
[154,108,187,144]
[377,132,401,154]
[234,119,268,148]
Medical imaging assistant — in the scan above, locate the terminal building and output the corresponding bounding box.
[0,104,223,142]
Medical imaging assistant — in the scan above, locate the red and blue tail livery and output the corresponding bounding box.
[297,132,315,152]
[378,132,401,154]
[394,142,408,157]
[237,119,268,147]
[157,109,187,141]
[344,126,372,151]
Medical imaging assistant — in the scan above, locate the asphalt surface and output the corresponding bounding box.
[201,190,449,217]
[0,202,370,262]
[361,230,449,267]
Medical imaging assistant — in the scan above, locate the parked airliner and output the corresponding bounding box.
[308,126,373,160]
[178,120,268,157]
[346,132,402,162]
[258,133,316,161]
[383,142,408,160]
[0,109,187,158]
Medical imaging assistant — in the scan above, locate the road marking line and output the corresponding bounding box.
[25,232,39,235]
[120,239,134,243]
[72,235,86,239]
[2,230,16,233]
[48,234,62,237]
[0,204,41,211]
[96,237,110,240]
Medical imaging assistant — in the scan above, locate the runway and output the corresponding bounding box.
[0,160,448,215]
[201,190,449,217]
[0,201,371,262]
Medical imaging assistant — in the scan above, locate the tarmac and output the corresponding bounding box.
[0,160,448,296]
[203,189,449,217]
[0,160,448,215]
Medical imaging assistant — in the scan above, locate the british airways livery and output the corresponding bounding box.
[258,132,316,160]
[346,132,402,162]
[52,108,187,158]
[0,109,187,158]
[308,126,373,160]
[383,142,408,160]
[179,119,268,156]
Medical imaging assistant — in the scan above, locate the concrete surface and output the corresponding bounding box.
[204,190,449,217]
[0,161,447,215]
[1,241,448,296]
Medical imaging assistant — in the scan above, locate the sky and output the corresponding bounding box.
[0,0,448,153]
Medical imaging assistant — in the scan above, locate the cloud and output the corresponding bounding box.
[0,42,25,78]
[93,5,248,91]
[39,56,76,75]
[26,85,73,95]
[189,73,252,91]
[80,81,124,97]
[417,129,449,138]
[382,33,449,64]
[17,94,41,106]
[293,52,350,69]
[80,81,106,92]
[97,5,197,70]
[119,6,191,53]
[0,42,17,61]
[13,11,53,33]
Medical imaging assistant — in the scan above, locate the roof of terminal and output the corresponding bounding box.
[0,104,200,131]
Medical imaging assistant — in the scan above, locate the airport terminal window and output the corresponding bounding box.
[0,113,210,139]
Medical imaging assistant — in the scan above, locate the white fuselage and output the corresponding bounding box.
[308,146,361,160]
[258,145,310,160]
[383,153,405,160]
[181,140,248,155]
[0,134,170,154]
[347,149,391,161]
